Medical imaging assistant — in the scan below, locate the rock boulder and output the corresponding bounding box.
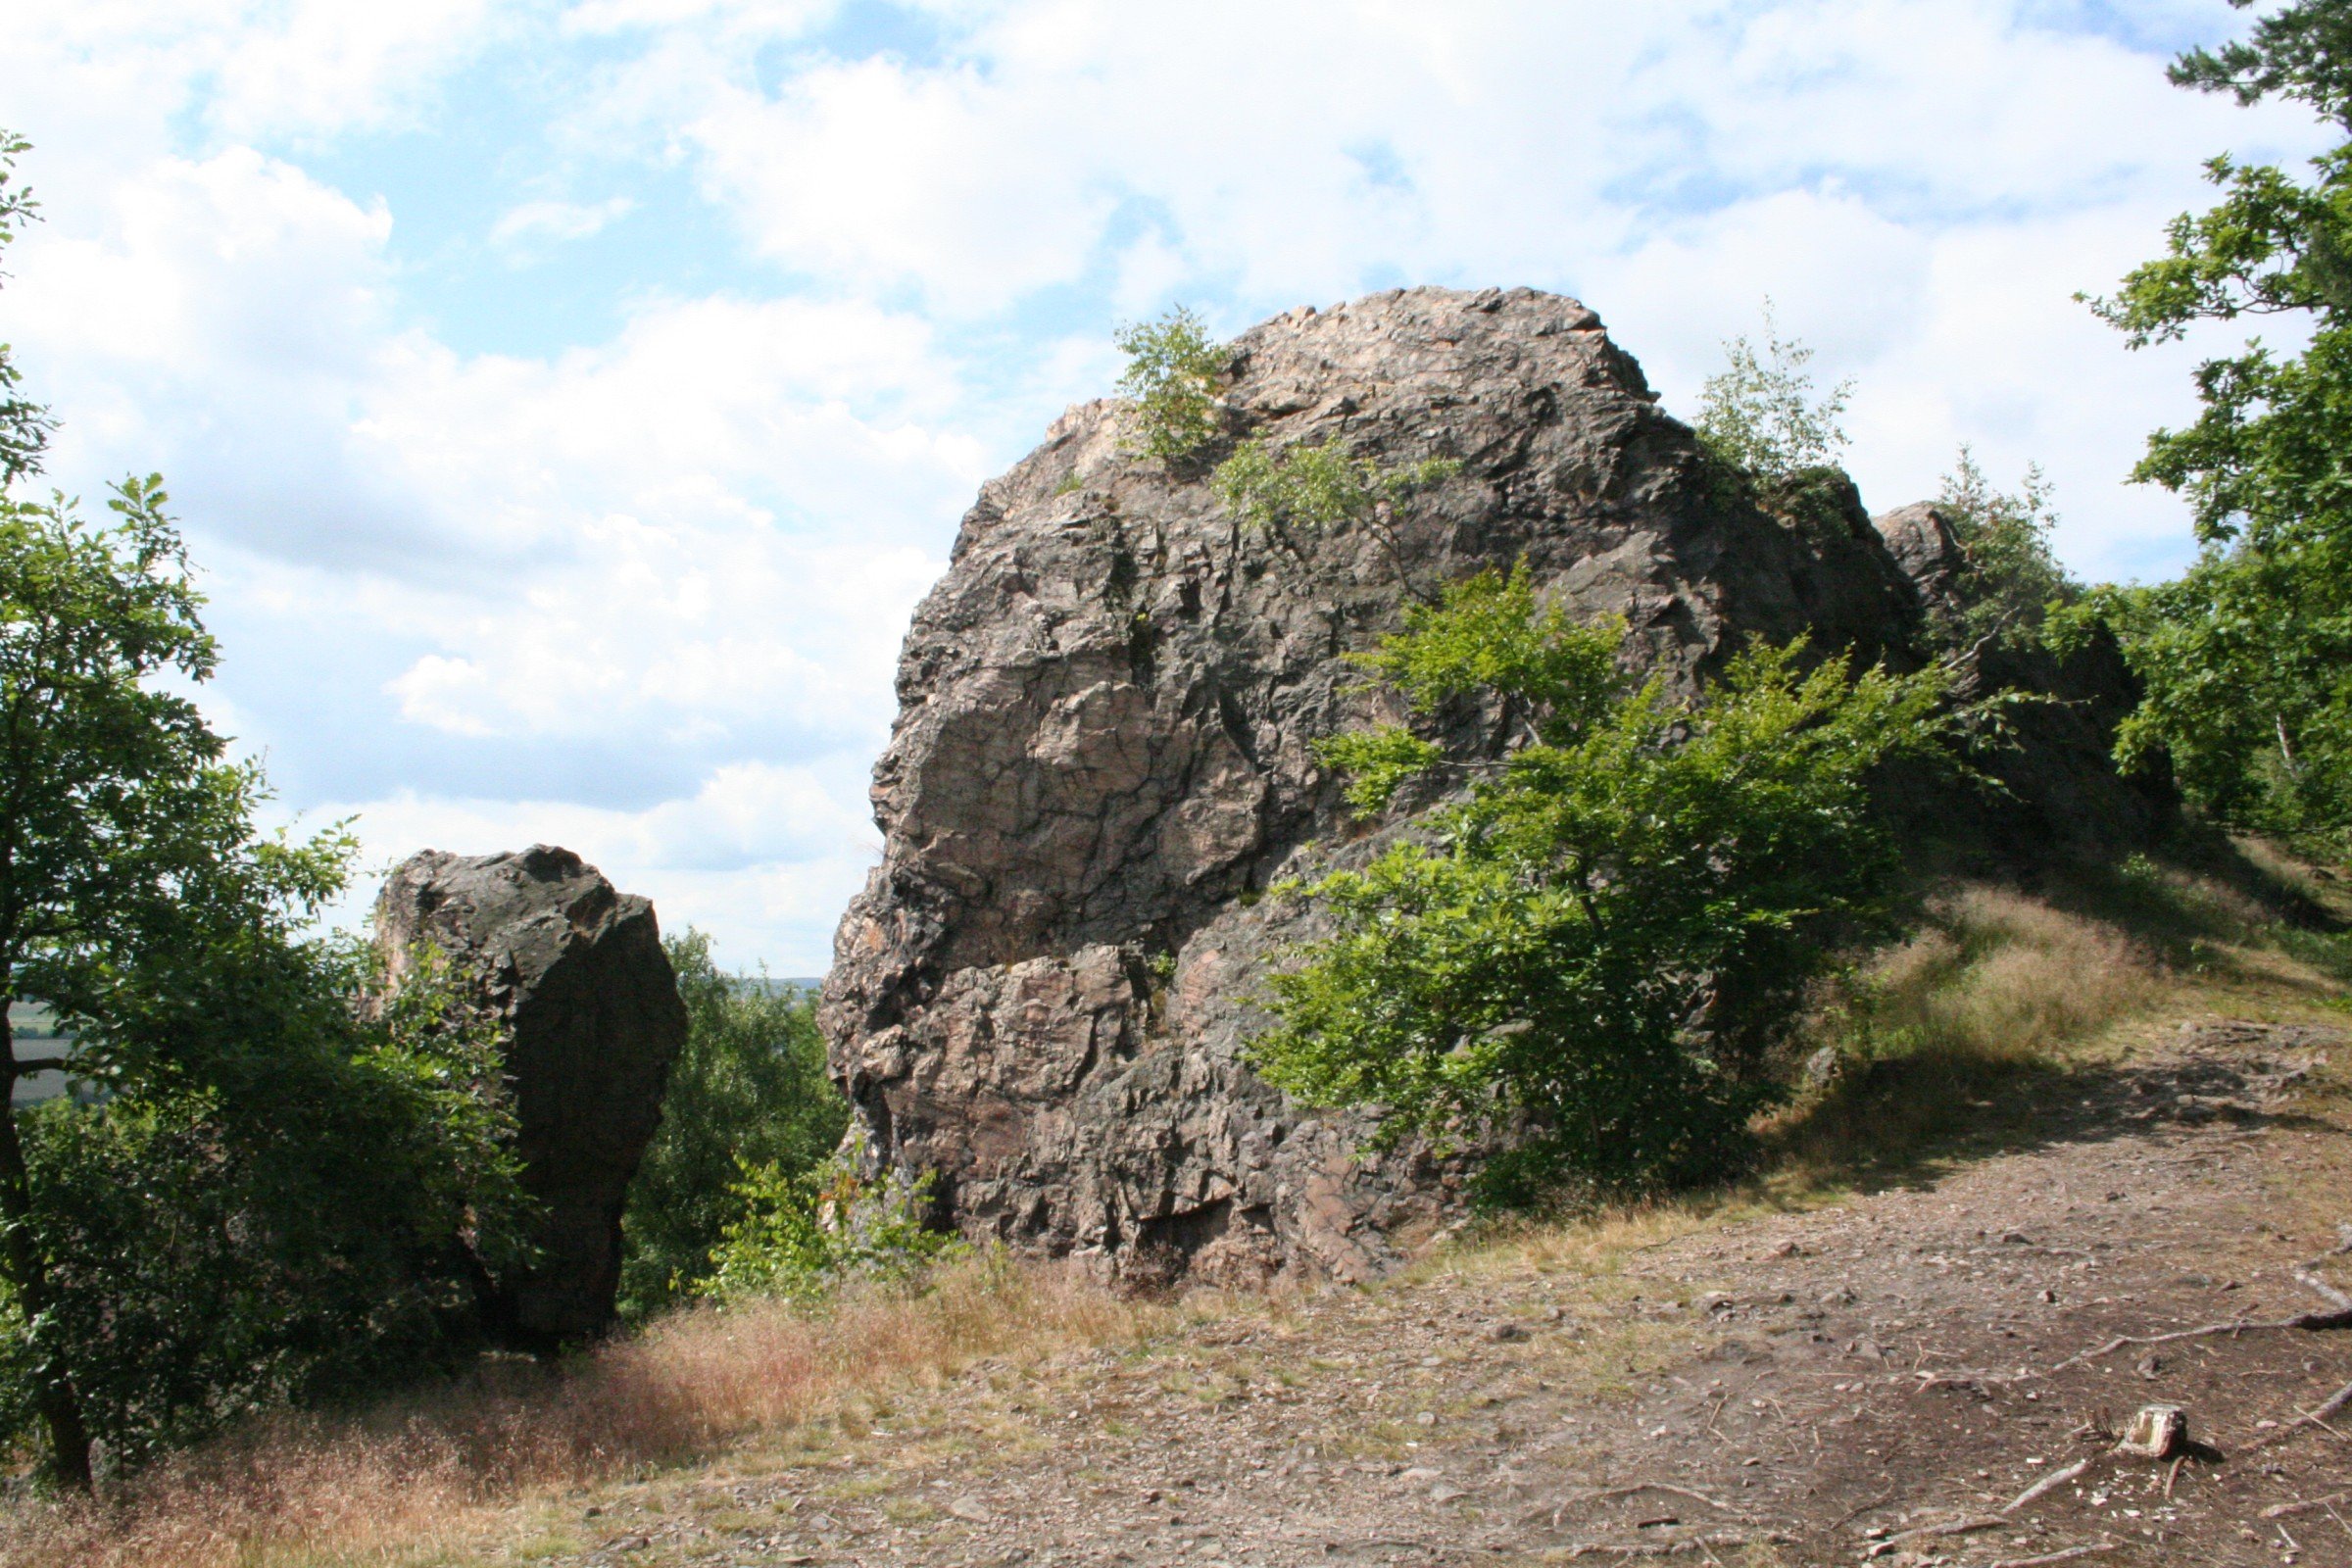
[821,286,2162,1285]
[374,845,687,1342]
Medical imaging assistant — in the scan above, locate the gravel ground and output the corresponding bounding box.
[544,1018,2352,1568]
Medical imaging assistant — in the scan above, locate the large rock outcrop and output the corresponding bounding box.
[375,845,687,1342]
[820,286,2162,1286]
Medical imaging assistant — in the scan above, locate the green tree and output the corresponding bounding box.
[1693,302,1853,483]
[1114,306,1227,467]
[0,131,529,1485]
[696,1156,956,1305]
[7,944,530,1469]
[1250,569,1954,1201]
[1211,438,1459,593]
[617,932,847,1319]
[1931,447,2078,651]
[2084,0,2352,849]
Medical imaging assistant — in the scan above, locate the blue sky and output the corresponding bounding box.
[0,0,2329,970]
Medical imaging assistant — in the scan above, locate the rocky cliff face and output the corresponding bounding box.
[820,286,2161,1285]
[375,845,687,1341]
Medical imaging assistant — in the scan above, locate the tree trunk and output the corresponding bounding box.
[0,1003,94,1490]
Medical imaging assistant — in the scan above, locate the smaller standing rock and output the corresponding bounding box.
[2118,1403,2188,1459]
[375,845,687,1344]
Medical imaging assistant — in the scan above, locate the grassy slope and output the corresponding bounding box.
[6,839,2346,1568]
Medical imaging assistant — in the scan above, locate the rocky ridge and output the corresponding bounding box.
[820,286,2164,1285]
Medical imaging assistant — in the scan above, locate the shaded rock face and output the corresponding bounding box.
[1873,502,2170,851]
[821,286,2160,1286]
[375,845,687,1342]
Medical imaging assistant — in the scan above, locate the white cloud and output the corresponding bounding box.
[324,760,880,971]
[490,195,638,252]
[0,0,2331,966]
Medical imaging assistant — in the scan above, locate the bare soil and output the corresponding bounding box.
[537,1016,2352,1568]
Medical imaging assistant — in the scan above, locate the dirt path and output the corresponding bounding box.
[551,1018,2352,1568]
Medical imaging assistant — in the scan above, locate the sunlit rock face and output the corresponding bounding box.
[821,286,2162,1287]
[375,845,687,1342]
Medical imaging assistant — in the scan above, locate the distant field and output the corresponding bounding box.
[6,1002,79,1105]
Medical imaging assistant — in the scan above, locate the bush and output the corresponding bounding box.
[1250,567,1956,1203]
[617,933,848,1319]
[1114,306,1226,467]
[697,1158,958,1305]
[1693,302,1852,483]
[2,942,531,1470]
[1932,447,2078,652]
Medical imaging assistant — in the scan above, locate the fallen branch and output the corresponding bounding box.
[1545,1482,1748,1526]
[2252,1375,2352,1451]
[1561,1538,1788,1561]
[2050,1308,2352,1373]
[2005,1458,2092,1515]
[2296,1269,2352,1312]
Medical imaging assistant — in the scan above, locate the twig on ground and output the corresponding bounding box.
[2165,1456,2183,1498]
[2050,1308,2352,1373]
[1568,1483,1746,1516]
[1560,1538,1788,1561]
[2252,1375,2352,1451]
[2263,1493,2349,1520]
[2004,1458,2091,1515]
[1827,1485,1898,1532]
[2295,1268,2352,1312]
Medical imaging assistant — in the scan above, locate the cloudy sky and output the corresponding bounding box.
[0,0,2328,971]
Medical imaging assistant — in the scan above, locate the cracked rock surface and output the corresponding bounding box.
[821,286,2164,1285]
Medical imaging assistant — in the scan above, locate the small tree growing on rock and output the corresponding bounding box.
[1694,301,1853,483]
[1114,306,1227,467]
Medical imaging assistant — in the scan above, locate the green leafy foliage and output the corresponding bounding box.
[1212,438,1459,592]
[697,1157,958,1304]
[618,932,849,1320]
[0,133,53,490]
[1932,447,2079,651]
[1114,306,1227,467]
[2,945,531,1469]
[2170,0,2352,127]
[1251,569,1956,1203]
[1693,303,1852,482]
[2081,5,2352,852]
[0,132,527,1485]
[1211,439,1458,535]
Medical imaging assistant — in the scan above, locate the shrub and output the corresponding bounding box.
[1250,566,1956,1203]
[1932,447,2079,651]
[1693,302,1852,482]
[1113,306,1226,466]
[697,1157,959,1304]
[2,943,531,1470]
[617,933,848,1319]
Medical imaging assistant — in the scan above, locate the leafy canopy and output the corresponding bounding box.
[2082,0,2352,850]
[0,129,531,1486]
[617,933,848,1320]
[1114,306,1227,467]
[1250,568,1955,1201]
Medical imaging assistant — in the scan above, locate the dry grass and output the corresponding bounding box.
[0,1252,1161,1568]
[1767,883,2167,1178]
